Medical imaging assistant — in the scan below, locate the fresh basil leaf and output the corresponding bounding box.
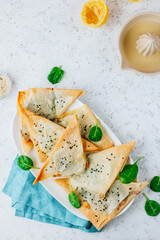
[88,119,102,142]
[48,66,64,84]
[143,193,160,216]
[68,191,80,208]
[119,157,144,184]
[150,176,160,192]
[17,155,40,171]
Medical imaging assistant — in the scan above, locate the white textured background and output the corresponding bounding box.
[0,0,160,239]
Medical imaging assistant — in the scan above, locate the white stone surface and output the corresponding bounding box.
[0,0,160,239]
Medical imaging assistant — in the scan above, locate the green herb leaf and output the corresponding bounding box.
[48,66,64,84]
[119,157,144,184]
[88,119,103,142]
[68,191,80,208]
[17,155,40,171]
[143,193,160,216]
[150,176,160,192]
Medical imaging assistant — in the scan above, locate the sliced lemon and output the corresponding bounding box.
[81,0,109,28]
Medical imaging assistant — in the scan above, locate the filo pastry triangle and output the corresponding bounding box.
[33,115,87,184]
[55,179,148,230]
[68,141,136,196]
[21,109,100,163]
[17,88,84,153]
[55,104,113,150]
[17,105,34,153]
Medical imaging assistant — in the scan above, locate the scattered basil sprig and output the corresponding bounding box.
[143,193,160,216]
[48,66,64,84]
[17,155,40,171]
[150,176,160,192]
[88,119,103,142]
[119,157,144,184]
[68,191,80,208]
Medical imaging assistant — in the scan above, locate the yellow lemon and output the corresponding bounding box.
[81,0,109,28]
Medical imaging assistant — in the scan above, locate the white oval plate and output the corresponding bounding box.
[13,99,134,220]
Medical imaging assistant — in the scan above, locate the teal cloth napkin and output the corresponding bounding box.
[2,155,99,232]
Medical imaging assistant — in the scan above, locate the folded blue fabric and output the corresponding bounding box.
[2,155,99,232]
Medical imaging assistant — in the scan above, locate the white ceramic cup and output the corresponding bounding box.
[119,12,160,75]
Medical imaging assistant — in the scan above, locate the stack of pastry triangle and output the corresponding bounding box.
[21,109,100,163]
[16,88,148,231]
[17,88,85,153]
[55,178,148,230]
[33,115,87,184]
[55,104,113,149]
